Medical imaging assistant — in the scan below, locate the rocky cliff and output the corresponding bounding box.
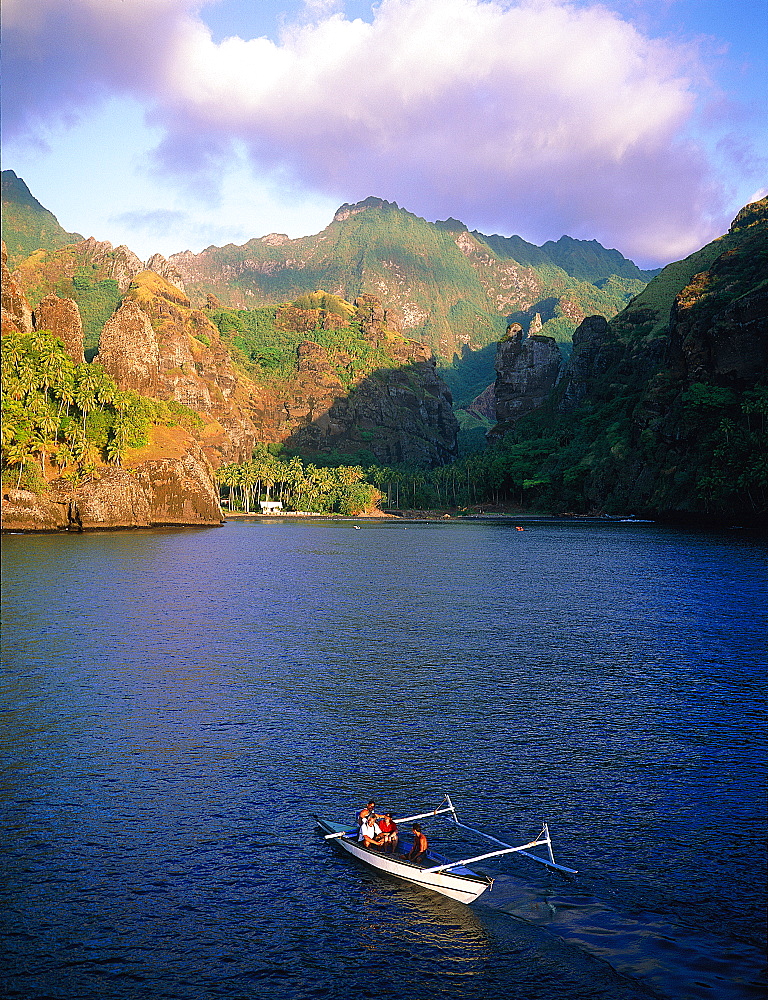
[33,293,86,364]
[1,242,33,334]
[2,264,226,532]
[95,271,258,465]
[163,197,648,366]
[224,292,458,466]
[492,323,563,425]
[2,439,222,532]
[3,224,460,532]
[284,336,458,466]
[490,197,768,523]
[670,246,768,384]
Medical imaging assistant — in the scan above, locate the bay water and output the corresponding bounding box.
[1,518,766,999]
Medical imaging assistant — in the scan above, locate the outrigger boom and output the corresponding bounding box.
[427,795,578,876]
[323,802,456,841]
[324,794,577,876]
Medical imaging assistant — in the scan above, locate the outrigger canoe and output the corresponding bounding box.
[315,794,576,905]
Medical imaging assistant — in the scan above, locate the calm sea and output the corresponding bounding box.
[1,518,766,1000]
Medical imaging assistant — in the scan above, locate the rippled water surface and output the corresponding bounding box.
[2,519,766,999]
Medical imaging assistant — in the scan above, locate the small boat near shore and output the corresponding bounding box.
[315,795,576,904]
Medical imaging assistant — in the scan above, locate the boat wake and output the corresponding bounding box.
[479,875,766,1000]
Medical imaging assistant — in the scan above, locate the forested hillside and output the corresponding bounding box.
[166,197,650,398]
[480,197,768,524]
[1,171,82,268]
[2,173,765,529]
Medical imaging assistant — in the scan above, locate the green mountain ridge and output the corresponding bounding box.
[164,197,651,404]
[1,170,83,268]
[1,169,765,527]
[483,195,768,524]
[1,174,653,409]
[474,231,659,283]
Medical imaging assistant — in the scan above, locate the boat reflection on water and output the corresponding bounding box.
[355,877,493,976]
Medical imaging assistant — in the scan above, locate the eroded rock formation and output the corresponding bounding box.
[557,315,617,412]
[1,242,33,334]
[81,238,145,291]
[146,253,186,293]
[98,299,162,394]
[33,293,85,364]
[493,324,563,423]
[465,383,496,422]
[2,443,222,532]
[95,273,257,464]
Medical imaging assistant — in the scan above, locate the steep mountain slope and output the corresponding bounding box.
[1,170,82,268]
[2,179,650,410]
[167,198,649,379]
[487,197,768,524]
[10,237,147,356]
[477,231,658,283]
[3,232,458,477]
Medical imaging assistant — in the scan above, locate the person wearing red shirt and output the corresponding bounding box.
[373,811,398,853]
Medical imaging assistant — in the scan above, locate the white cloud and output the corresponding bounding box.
[3,0,758,263]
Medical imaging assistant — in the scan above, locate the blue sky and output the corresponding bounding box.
[3,0,766,267]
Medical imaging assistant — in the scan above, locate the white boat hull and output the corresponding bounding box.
[316,818,491,904]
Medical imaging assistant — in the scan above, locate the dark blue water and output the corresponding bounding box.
[1,519,766,1000]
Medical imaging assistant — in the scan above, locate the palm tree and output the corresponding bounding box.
[282,457,305,509]
[54,363,76,421]
[215,463,239,508]
[73,370,98,435]
[53,441,76,476]
[5,440,34,488]
[35,404,60,476]
[238,463,256,513]
[32,333,69,401]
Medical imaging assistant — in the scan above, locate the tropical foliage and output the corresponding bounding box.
[216,446,381,515]
[1,329,197,488]
[210,295,403,388]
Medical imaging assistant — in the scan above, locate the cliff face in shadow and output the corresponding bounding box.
[491,324,563,427]
[206,291,458,467]
[488,197,768,523]
[284,348,457,466]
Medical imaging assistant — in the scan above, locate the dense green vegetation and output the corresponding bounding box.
[178,199,649,369]
[216,447,380,515]
[3,173,763,525]
[210,294,403,387]
[213,441,569,514]
[0,329,199,488]
[70,269,122,356]
[14,251,124,356]
[474,383,768,518]
[477,231,658,283]
[473,207,768,522]
[1,170,82,268]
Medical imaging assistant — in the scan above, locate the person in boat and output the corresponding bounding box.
[357,800,378,826]
[372,811,398,853]
[358,812,381,848]
[406,823,428,862]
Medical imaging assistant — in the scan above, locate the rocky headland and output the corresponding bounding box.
[2,441,222,532]
[2,236,459,530]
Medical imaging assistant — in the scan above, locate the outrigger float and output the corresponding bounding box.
[315,794,577,905]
